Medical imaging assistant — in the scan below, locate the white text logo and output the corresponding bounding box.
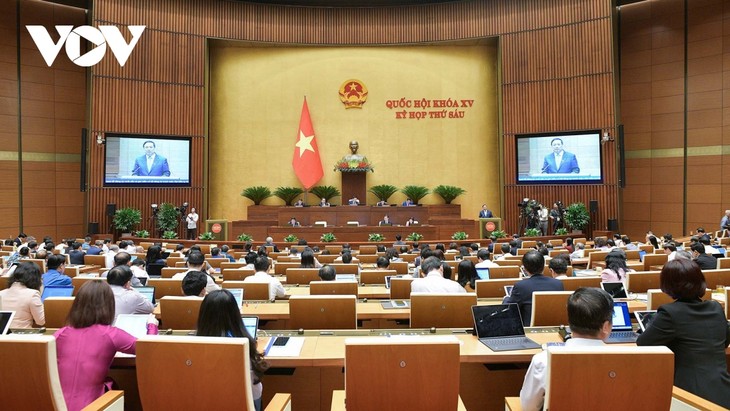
[26,25,146,67]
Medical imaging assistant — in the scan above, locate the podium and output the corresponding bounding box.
[205,219,229,241]
[340,171,367,206]
[479,218,502,238]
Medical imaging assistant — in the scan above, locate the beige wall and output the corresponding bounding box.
[208,42,499,221]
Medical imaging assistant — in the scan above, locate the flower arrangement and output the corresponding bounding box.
[198,232,215,240]
[334,156,374,172]
[406,232,423,241]
[237,233,253,242]
[451,231,469,240]
[368,233,385,242]
[320,232,337,242]
[284,234,298,243]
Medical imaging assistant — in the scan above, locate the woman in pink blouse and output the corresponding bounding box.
[54,281,157,411]
[0,262,44,328]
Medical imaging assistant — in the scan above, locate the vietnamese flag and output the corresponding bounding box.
[292,97,324,189]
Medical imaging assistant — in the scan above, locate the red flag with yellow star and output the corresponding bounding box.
[292,97,323,189]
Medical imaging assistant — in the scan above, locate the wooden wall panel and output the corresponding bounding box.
[89,0,617,237]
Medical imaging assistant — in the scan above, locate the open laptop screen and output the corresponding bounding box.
[134,286,155,305]
[475,267,490,280]
[601,281,628,299]
[228,288,244,308]
[611,301,633,331]
[0,311,15,334]
[242,316,258,339]
[472,304,526,338]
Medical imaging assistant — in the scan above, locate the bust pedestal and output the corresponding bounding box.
[340,171,367,206]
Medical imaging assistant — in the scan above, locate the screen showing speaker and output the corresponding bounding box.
[103,134,191,187]
[515,130,603,185]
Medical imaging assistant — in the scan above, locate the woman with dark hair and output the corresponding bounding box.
[54,281,157,411]
[145,245,167,266]
[459,246,470,258]
[0,262,44,328]
[600,250,632,285]
[457,259,478,292]
[647,235,660,250]
[300,249,317,268]
[637,259,730,407]
[197,290,269,410]
[384,247,401,262]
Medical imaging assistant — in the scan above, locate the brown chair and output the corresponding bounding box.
[388,261,409,274]
[147,278,184,298]
[475,278,520,298]
[530,291,573,326]
[64,266,79,277]
[358,245,377,254]
[136,335,291,411]
[494,259,521,266]
[558,276,601,291]
[360,269,397,285]
[643,253,667,271]
[25,258,47,273]
[548,239,563,247]
[638,244,655,254]
[549,249,571,258]
[0,276,8,290]
[285,268,320,285]
[207,258,227,269]
[44,296,75,328]
[542,265,574,277]
[409,293,477,329]
[624,249,641,260]
[328,263,360,275]
[83,254,107,267]
[489,265,521,279]
[71,277,106,296]
[332,336,464,411]
[194,244,212,254]
[646,288,713,310]
[718,258,730,269]
[389,277,414,299]
[223,268,255,281]
[520,240,537,249]
[223,281,270,301]
[159,296,203,330]
[356,254,379,264]
[161,267,188,278]
[310,280,358,296]
[289,295,357,330]
[587,251,609,269]
[325,245,342,254]
[274,262,299,275]
[626,271,660,293]
[166,257,186,267]
[400,253,417,263]
[0,335,72,410]
[316,254,338,264]
[726,288,729,319]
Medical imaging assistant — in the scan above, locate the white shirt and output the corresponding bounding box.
[172,269,220,294]
[520,338,605,411]
[410,272,466,294]
[105,251,117,269]
[187,212,199,229]
[243,271,286,301]
[146,154,156,173]
[475,260,498,268]
[110,284,154,318]
[553,151,563,169]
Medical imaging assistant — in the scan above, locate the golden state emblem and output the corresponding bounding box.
[339,79,368,109]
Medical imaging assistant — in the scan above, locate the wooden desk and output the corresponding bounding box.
[592,260,644,271]
[285,284,390,299]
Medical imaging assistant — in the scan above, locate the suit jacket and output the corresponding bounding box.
[479,209,493,218]
[132,154,171,176]
[542,151,579,173]
[502,274,564,326]
[636,299,730,407]
[694,254,717,270]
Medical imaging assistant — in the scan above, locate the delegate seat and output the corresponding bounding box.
[44,296,75,328]
[530,291,573,327]
[329,263,360,275]
[161,267,187,278]
[310,280,358,296]
[71,277,106,296]
[146,278,183,298]
[159,296,203,330]
[285,268,320,285]
[409,293,477,329]
[489,265,521,279]
[222,268,255,281]
[222,281,270,301]
[475,278,520,298]
[626,271,660,293]
[289,295,357,330]
[83,254,106,267]
[389,277,414,300]
[558,276,600,291]
[360,269,397,285]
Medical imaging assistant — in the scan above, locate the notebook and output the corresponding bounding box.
[605,301,638,343]
[634,310,657,332]
[242,315,258,339]
[600,281,628,299]
[134,286,155,305]
[113,314,149,339]
[228,288,244,309]
[380,300,410,309]
[475,267,490,280]
[40,285,74,301]
[0,311,15,334]
[471,304,540,352]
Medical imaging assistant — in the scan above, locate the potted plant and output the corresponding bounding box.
[237,233,253,242]
[406,232,423,241]
[564,202,590,233]
[368,184,398,203]
[134,229,150,238]
[161,230,178,239]
[320,232,337,242]
[198,232,215,240]
[112,207,142,234]
[451,231,468,240]
[156,203,180,234]
[241,186,272,205]
[284,234,298,243]
[274,186,305,206]
[433,185,466,204]
[368,233,385,242]
[524,228,541,237]
[555,227,569,236]
[310,185,341,204]
[491,229,507,239]
[400,185,430,205]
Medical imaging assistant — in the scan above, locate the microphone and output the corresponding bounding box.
[541,164,550,174]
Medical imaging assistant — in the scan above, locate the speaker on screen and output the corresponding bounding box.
[80,128,87,192]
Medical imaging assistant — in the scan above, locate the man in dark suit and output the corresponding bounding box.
[542,138,579,173]
[132,140,171,177]
[690,242,717,270]
[503,250,564,326]
[478,204,493,218]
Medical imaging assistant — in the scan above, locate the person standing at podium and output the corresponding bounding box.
[478,204,493,218]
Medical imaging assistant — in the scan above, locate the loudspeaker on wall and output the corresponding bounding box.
[589,200,598,213]
[106,203,117,217]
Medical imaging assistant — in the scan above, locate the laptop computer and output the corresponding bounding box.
[634,310,657,333]
[134,286,155,305]
[242,315,258,339]
[335,274,357,281]
[504,285,513,297]
[113,314,150,339]
[228,288,244,309]
[384,275,403,289]
[40,285,74,301]
[0,311,15,334]
[605,301,638,343]
[600,281,628,299]
[475,267,490,280]
[471,304,541,351]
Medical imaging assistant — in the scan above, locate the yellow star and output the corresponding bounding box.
[295,130,315,157]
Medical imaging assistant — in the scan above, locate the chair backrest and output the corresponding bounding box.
[410,292,477,328]
[344,336,460,410]
[388,261,409,274]
[544,346,674,410]
[325,245,342,254]
[548,239,563,247]
[400,253,417,263]
[147,278,184,298]
[358,245,377,254]
[222,268,255,281]
[316,254,338,264]
[521,240,537,249]
[26,258,47,273]
[624,249,641,260]
[310,280,358,296]
[165,257,185,267]
[0,335,67,410]
[587,251,609,269]
[558,276,601,291]
[207,258,226,269]
[159,296,203,330]
[289,295,357,329]
[542,265,574,277]
[71,277,106,296]
[274,262,299,275]
[389,277,414,299]
[223,281,270,301]
[360,269,397,285]
[44,297,75,328]
[627,271,661,293]
[285,268,320,285]
[489,265,521,279]
[356,254,379,264]
[475,278,521,298]
[0,276,8,290]
[643,253,668,271]
[530,291,573,326]
[549,249,570,258]
[726,288,729,319]
[83,254,106,267]
[194,244,212,254]
[161,267,188,278]
[329,263,360,275]
[64,266,79,277]
[647,288,713,310]
[701,269,730,289]
[717,258,730,269]
[136,336,256,410]
[494,259,521,266]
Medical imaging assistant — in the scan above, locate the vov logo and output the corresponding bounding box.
[26,25,146,67]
